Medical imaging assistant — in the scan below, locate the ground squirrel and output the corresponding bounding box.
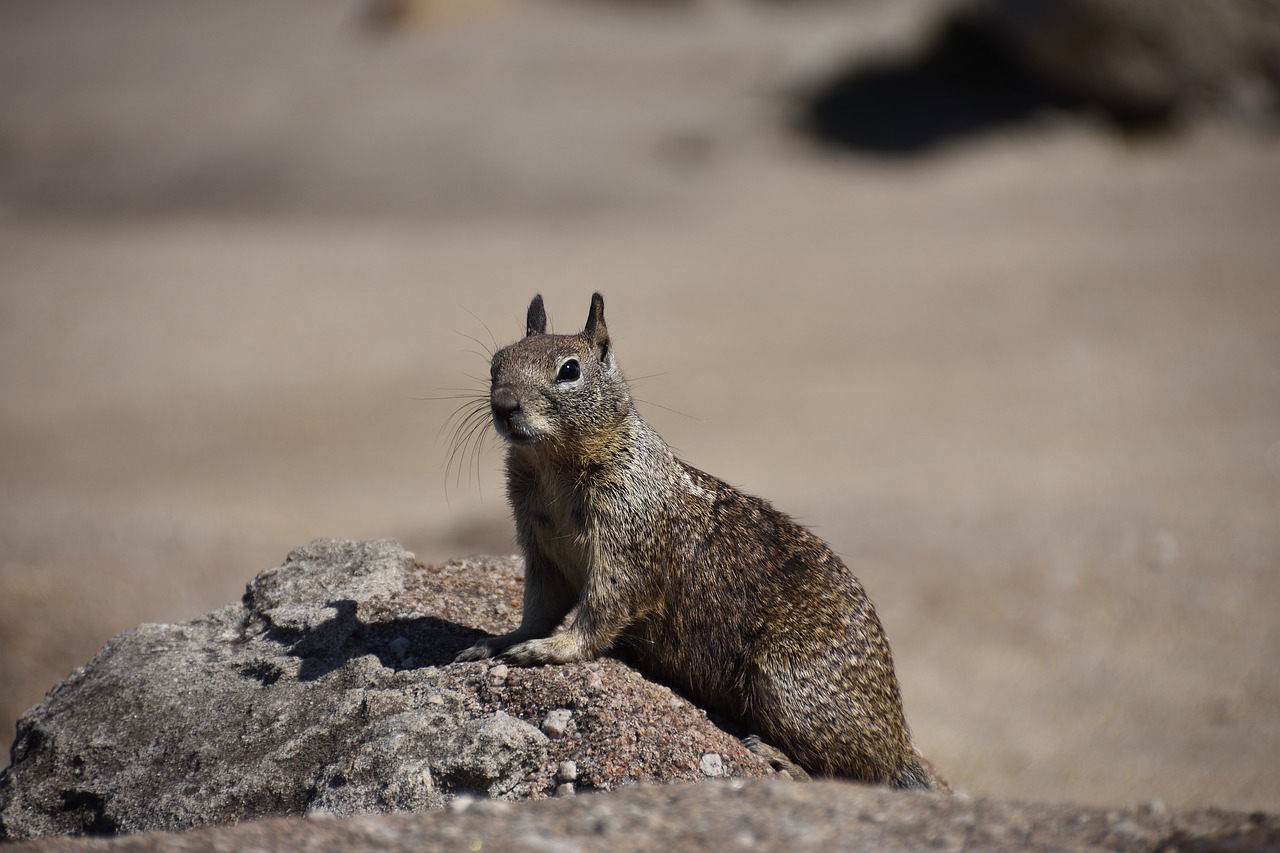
[455,293,944,789]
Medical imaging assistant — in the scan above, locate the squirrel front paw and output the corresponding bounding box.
[501,635,584,666]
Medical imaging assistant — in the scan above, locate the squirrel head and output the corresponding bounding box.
[490,293,632,450]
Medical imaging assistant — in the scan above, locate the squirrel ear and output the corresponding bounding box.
[583,292,610,361]
[526,294,547,337]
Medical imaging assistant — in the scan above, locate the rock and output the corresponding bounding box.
[6,779,1279,853]
[4,540,1277,850]
[540,709,573,739]
[0,539,773,842]
[963,0,1280,123]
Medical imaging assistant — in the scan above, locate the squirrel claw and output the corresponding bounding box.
[454,641,498,663]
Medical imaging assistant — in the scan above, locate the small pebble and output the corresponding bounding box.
[700,753,725,777]
[490,664,510,686]
[542,708,573,738]
[555,782,576,797]
[388,637,410,659]
[557,760,578,782]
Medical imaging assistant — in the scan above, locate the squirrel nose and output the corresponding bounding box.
[492,387,521,419]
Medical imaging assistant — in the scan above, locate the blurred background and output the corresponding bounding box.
[2,0,1278,811]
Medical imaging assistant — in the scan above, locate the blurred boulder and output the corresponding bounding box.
[0,539,771,842]
[965,0,1280,123]
[797,14,1080,154]
[8,775,1280,852]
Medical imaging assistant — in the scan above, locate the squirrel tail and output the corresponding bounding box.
[894,749,952,793]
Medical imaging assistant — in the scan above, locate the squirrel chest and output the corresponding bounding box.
[507,452,601,595]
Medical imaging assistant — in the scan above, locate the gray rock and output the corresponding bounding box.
[540,710,573,739]
[0,539,773,842]
[5,538,1274,849]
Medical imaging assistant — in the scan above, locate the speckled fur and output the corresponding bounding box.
[456,293,944,790]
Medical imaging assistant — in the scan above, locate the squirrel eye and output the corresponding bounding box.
[556,358,581,383]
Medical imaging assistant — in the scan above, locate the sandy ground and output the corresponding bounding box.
[2,0,1278,813]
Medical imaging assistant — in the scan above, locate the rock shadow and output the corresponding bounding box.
[264,600,488,682]
[794,15,1159,156]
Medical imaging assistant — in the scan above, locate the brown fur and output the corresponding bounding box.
[455,293,945,790]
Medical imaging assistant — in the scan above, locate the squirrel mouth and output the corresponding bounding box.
[494,417,540,445]
[503,428,538,445]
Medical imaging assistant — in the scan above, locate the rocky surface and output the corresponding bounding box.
[9,779,1280,853]
[3,539,1278,850]
[0,539,772,842]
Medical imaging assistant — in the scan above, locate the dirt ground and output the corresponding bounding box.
[2,0,1277,813]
